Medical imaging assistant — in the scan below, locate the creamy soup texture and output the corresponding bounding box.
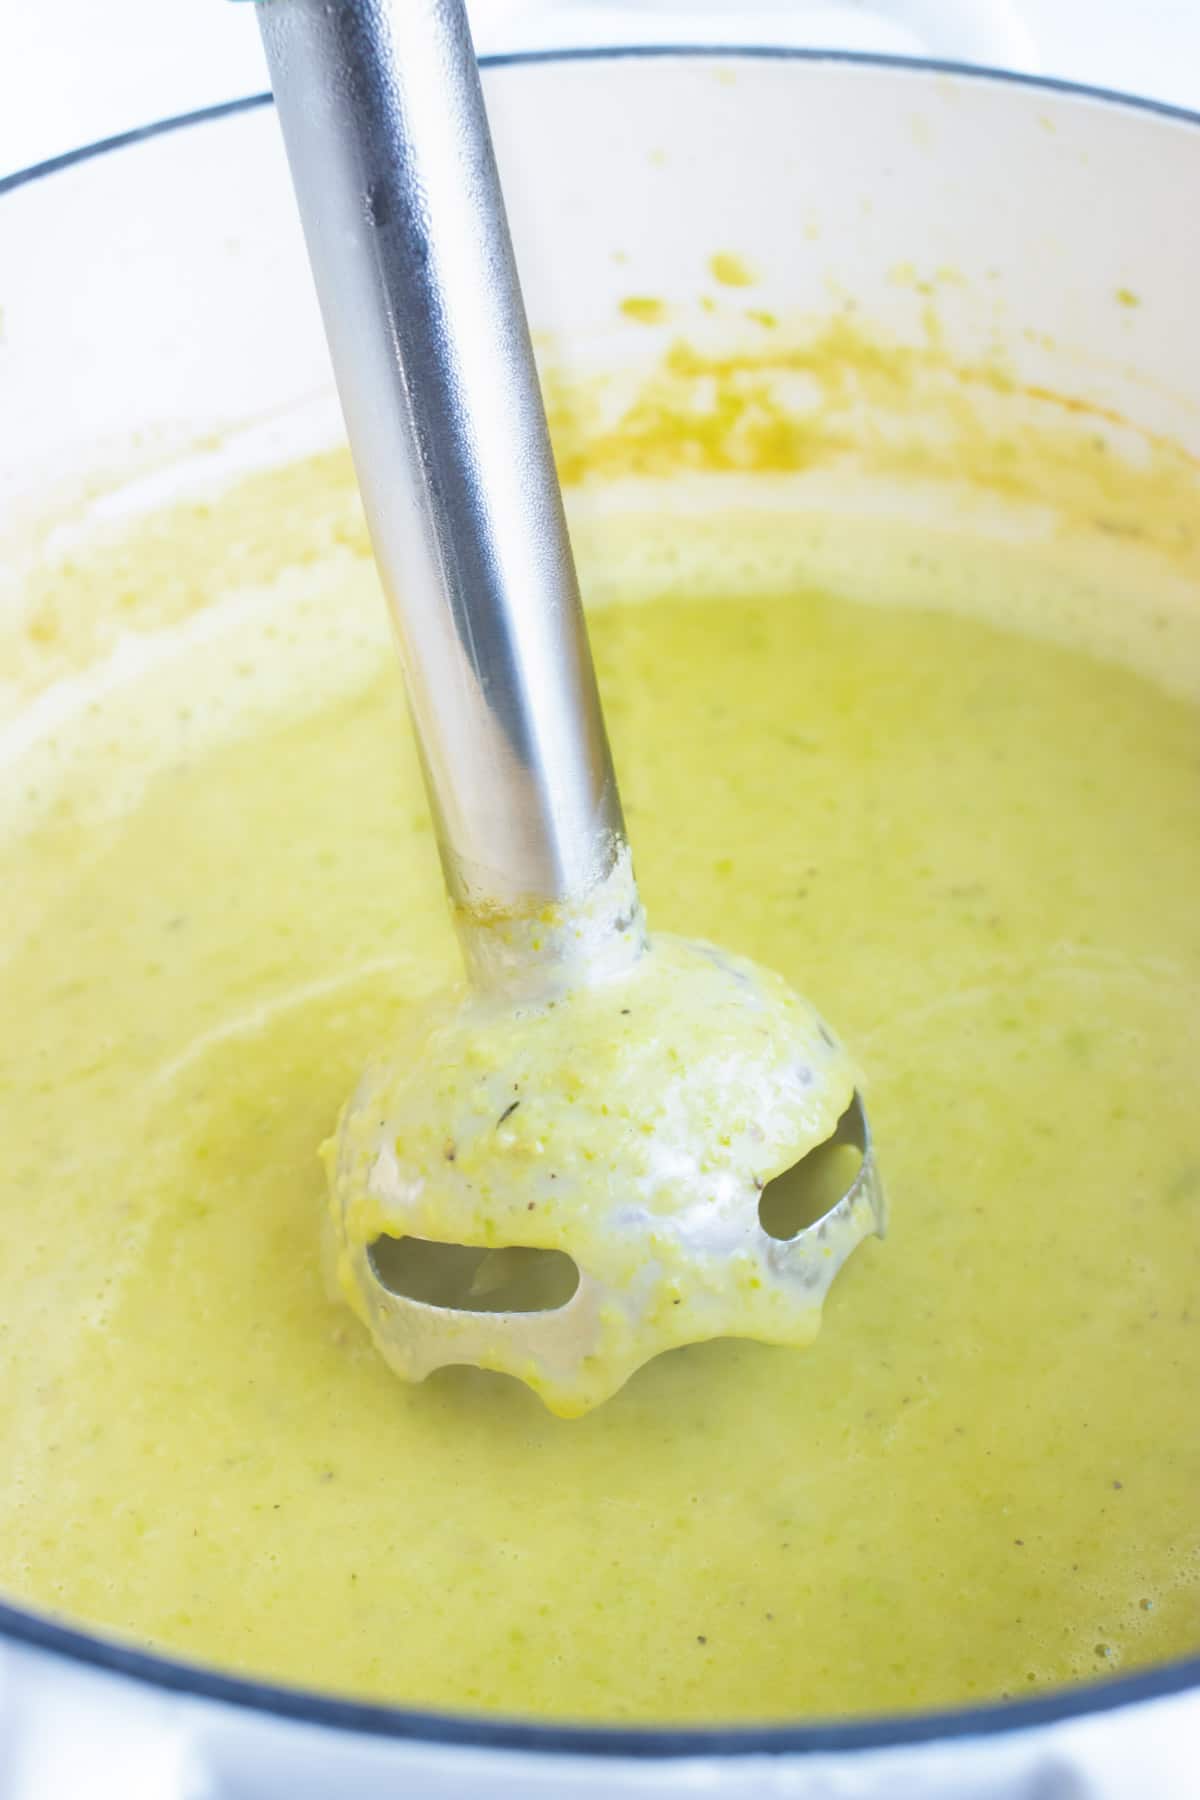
[0,452,1198,1723]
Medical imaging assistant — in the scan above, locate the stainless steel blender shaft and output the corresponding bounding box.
[257,0,627,919]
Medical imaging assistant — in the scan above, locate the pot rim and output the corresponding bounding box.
[1,43,1197,1762]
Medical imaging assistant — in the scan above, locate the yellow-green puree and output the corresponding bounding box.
[0,455,1197,1722]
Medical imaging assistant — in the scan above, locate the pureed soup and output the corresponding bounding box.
[1,339,1198,1721]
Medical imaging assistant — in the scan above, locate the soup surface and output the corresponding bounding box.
[0,464,1198,1722]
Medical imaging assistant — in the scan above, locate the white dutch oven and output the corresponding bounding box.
[0,41,1198,1800]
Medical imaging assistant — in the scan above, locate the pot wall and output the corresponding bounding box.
[2,1632,1198,1798]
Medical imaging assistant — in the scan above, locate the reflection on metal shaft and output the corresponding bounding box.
[258,0,627,917]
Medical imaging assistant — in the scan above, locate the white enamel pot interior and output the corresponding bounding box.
[0,48,1197,1800]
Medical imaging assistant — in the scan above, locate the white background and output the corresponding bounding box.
[3,0,1200,181]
